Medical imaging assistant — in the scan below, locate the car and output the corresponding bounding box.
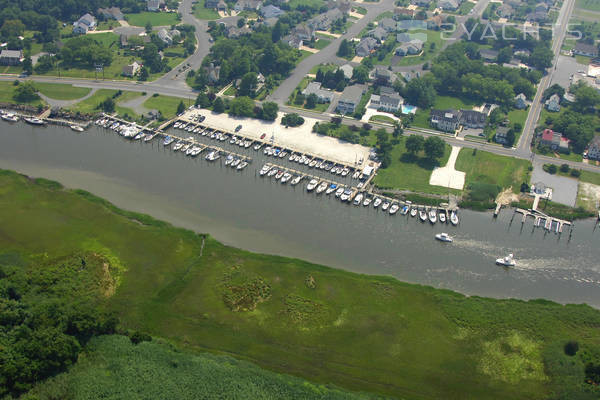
[260,133,266,139]
[235,125,242,132]
[199,115,206,122]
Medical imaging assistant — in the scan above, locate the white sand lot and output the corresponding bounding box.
[429,146,465,190]
[185,110,373,166]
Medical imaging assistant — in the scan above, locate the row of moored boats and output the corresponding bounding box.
[1,111,46,125]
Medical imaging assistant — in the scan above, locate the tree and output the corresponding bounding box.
[213,97,225,113]
[22,56,32,75]
[100,97,115,113]
[543,83,565,101]
[337,39,353,58]
[177,100,186,115]
[560,163,570,173]
[572,82,600,113]
[352,65,369,84]
[564,341,579,356]
[505,129,515,146]
[145,21,153,33]
[393,121,403,138]
[404,78,436,109]
[529,44,553,70]
[375,128,392,168]
[423,136,445,160]
[305,93,317,109]
[238,72,257,97]
[138,66,149,81]
[142,43,164,73]
[237,18,246,28]
[405,135,424,155]
[281,113,304,127]
[294,92,305,105]
[195,92,211,108]
[261,101,278,121]
[229,96,254,117]
[13,81,39,103]
[496,47,512,64]
[272,21,283,42]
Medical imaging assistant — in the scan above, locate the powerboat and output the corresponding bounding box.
[267,168,278,177]
[410,208,418,218]
[289,153,296,162]
[24,117,45,125]
[381,201,390,211]
[373,198,382,208]
[341,168,349,177]
[306,179,319,191]
[309,160,317,168]
[275,170,284,180]
[259,164,271,176]
[428,210,437,224]
[450,211,459,226]
[353,193,364,205]
[363,196,372,207]
[70,125,84,132]
[326,183,337,195]
[439,210,447,223]
[133,132,146,141]
[435,233,453,243]
[389,203,399,215]
[340,188,352,202]
[237,161,248,170]
[419,209,428,222]
[352,170,360,179]
[316,181,328,194]
[401,205,409,215]
[144,134,155,142]
[290,175,302,186]
[281,172,292,183]
[205,150,220,161]
[335,187,344,198]
[254,143,263,151]
[181,144,191,153]
[225,155,234,165]
[163,136,175,146]
[231,158,241,168]
[496,254,516,267]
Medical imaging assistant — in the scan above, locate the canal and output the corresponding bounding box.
[1,122,600,306]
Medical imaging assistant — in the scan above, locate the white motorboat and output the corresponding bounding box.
[231,158,241,168]
[450,211,459,226]
[174,121,181,128]
[352,170,360,179]
[70,125,84,132]
[304,157,310,165]
[326,183,337,195]
[190,147,202,157]
[134,132,146,141]
[496,254,516,267]
[230,136,237,144]
[290,175,302,186]
[259,164,271,176]
[281,172,291,183]
[264,146,271,155]
[353,193,364,206]
[268,168,278,177]
[144,134,155,142]
[389,204,399,215]
[335,187,344,198]
[186,146,195,156]
[279,151,287,158]
[181,144,191,153]
[401,205,409,215]
[306,179,319,191]
[225,155,234,165]
[173,142,184,151]
[410,208,418,218]
[373,198,382,208]
[316,181,328,194]
[341,168,349,177]
[309,160,317,168]
[439,211,447,223]
[363,197,372,206]
[205,150,220,161]
[340,189,352,202]
[435,233,453,243]
[245,141,252,148]
[429,210,437,224]
[381,201,390,211]
[419,210,428,222]
[163,136,175,146]
[237,161,248,170]
[24,117,45,125]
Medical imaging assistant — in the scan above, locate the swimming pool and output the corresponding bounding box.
[401,104,417,114]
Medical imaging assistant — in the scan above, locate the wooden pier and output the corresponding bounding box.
[515,208,571,233]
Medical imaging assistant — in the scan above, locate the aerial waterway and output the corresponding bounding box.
[1,122,600,307]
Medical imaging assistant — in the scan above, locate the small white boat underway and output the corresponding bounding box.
[496,253,516,267]
[435,233,453,243]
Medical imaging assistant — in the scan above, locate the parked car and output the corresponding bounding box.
[235,125,242,132]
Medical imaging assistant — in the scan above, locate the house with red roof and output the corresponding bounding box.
[540,129,570,153]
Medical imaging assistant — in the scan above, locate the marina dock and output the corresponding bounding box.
[515,208,572,234]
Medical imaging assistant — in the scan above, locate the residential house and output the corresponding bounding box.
[373,66,392,84]
[302,81,335,103]
[438,0,459,10]
[427,15,443,30]
[378,17,397,32]
[340,63,353,79]
[515,93,527,109]
[356,37,378,57]
[336,85,365,114]
[285,34,303,48]
[97,7,124,20]
[169,29,181,40]
[260,5,284,19]
[526,10,547,22]
[411,0,433,7]
[430,109,460,132]
[573,42,599,58]
[545,93,561,112]
[479,48,499,62]
[534,3,548,12]
[460,110,487,128]
[226,25,252,38]
[0,49,23,65]
[217,0,227,11]
[497,4,514,18]
[158,28,173,45]
[540,129,569,152]
[395,39,423,56]
[147,0,161,11]
[122,61,142,77]
[587,136,600,160]
[292,24,314,41]
[367,26,387,41]
[495,126,510,144]
[205,63,221,84]
[394,7,416,19]
[73,13,96,35]
[234,0,262,12]
[369,87,403,112]
[205,0,220,8]
[308,8,343,31]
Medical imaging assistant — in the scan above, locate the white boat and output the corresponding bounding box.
[304,157,310,165]
[335,187,344,198]
[134,132,146,141]
[309,160,317,168]
[435,233,453,243]
[326,183,337,195]
[428,210,437,224]
[259,164,271,176]
[279,151,287,158]
[264,146,271,155]
[268,168,278,177]
[353,193,364,206]
[173,142,184,151]
[163,136,175,146]
[254,143,262,151]
[70,125,84,132]
[341,168,349,177]
[245,141,252,148]
[182,144,191,153]
[230,136,237,144]
[363,197,372,206]
[205,150,220,161]
[186,146,195,156]
[237,161,248,170]
[352,170,360,179]
[410,208,418,218]
[24,117,45,125]
[401,205,409,215]
[231,158,241,168]
[174,121,181,128]
[496,253,516,267]
[419,210,427,222]
[291,175,302,186]
[316,181,328,194]
[191,147,202,157]
[289,153,296,162]
[439,211,447,224]
[389,204,399,215]
[340,189,352,202]
[306,179,319,191]
[450,211,459,226]
[144,134,155,142]
[281,172,291,183]
[382,201,390,211]
[373,198,382,208]
[225,155,234,165]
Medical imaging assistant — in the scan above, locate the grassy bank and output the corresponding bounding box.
[2,169,600,399]
[34,82,92,100]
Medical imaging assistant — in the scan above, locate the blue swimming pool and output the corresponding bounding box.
[402,104,417,114]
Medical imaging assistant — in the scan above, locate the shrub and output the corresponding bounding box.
[560,164,569,173]
[564,341,579,356]
[570,169,581,178]
[281,113,304,127]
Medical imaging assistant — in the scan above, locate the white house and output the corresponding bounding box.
[73,13,96,35]
[545,94,561,112]
[122,61,142,77]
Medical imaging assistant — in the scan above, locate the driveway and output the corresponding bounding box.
[531,161,578,206]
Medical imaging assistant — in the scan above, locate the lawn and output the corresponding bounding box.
[455,148,531,192]
[506,108,528,143]
[457,1,475,15]
[384,30,443,67]
[125,11,180,27]
[369,115,396,124]
[373,137,456,195]
[314,38,331,50]
[410,95,480,130]
[288,0,326,9]
[0,81,45,107]
[193,0,220,20]
[309,63,338,74]
[3,169,600,400]
[580,170,600,185]
[34,82,91,101]
[353,6,367,14]
[576,0,600,12]
[67,89,142,118]
[143,94,188,119]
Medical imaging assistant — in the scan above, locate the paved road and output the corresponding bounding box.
[150,0,213,90]
[517,0,576,154]
[267,0,397,104]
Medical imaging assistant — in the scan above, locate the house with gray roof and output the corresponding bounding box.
[337,85,365,114]
[378,17,396,32]
[147,0,162,11]
[367,26,387,41]
[308,8,344,31]
[234,0,262,12]
[356,37,378,57]
[158,28,173,45]
[73,13,96,34]
[438,0,459,10]
[395,39,423,56]
[97,7,124,20]
[369,87,403,112]
[430,109,460,132]
[0,50,23,65]
[340,64,353,79]
[260,4,284,19]
[573,42,599,58]
[302,81,335,103]
[292,24,314,41]
[515,93,527,109]
[545,94,561,112]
